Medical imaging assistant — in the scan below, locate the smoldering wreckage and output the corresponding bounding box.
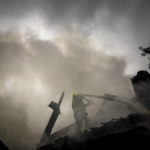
[1,70,150,150]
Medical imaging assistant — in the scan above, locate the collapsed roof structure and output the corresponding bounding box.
[37,71,150,150]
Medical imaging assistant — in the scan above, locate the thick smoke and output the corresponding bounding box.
[0,95,35,150]
[0,0,150,44]
[1,0,150,40]
[0,30,135,149]
[0,0,149,149]
[0,0,149,73]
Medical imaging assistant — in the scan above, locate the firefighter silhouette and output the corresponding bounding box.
[72,93,89,133]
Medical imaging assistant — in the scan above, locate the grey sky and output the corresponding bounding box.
[0,0,149,72]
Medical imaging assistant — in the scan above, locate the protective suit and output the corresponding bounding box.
[72,94,89,133]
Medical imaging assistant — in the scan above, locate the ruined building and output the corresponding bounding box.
[37,71,150,150]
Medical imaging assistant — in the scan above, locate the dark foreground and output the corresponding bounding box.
[38,127,150,150]
[38,114,150,150]
[0,140,9,150]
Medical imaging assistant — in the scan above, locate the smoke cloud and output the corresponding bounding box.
[0,0,149,73]
[0,30,135,149]
[0,0,150,149]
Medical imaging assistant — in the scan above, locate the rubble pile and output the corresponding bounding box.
[38,113,150,150]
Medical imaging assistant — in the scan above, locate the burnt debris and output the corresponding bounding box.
[37,113,150,150]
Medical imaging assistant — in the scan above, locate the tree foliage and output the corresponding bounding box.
[139,46,150,69]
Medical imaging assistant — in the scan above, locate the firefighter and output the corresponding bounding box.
[72,93,90,133]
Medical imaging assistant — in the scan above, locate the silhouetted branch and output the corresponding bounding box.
[139,46,150,69]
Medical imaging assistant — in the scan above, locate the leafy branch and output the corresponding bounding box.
[139,46,150,69]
